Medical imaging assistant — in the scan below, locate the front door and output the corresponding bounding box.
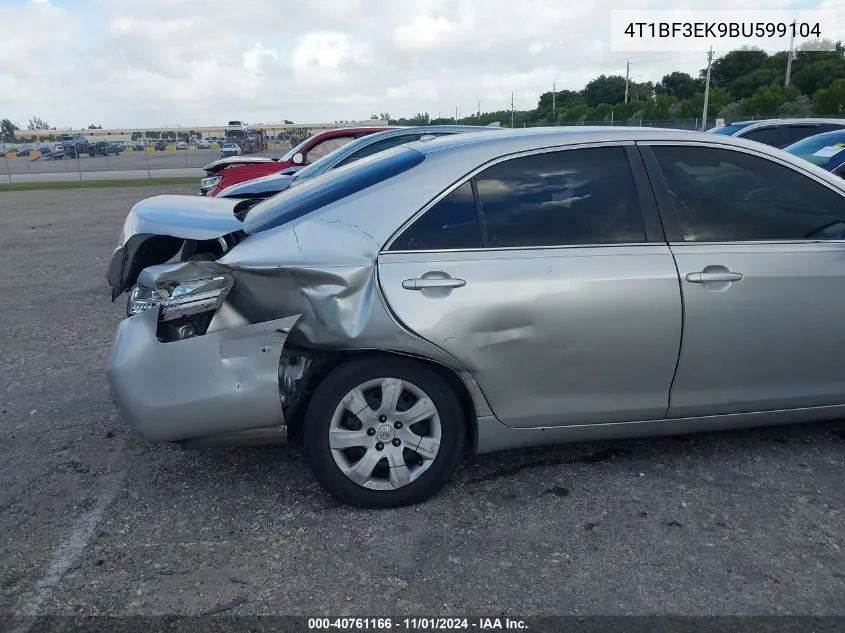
[378,144,683,428]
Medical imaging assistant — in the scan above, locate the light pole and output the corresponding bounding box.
[701,46,713,131]
[511,92,515,128]
[785,18,797,86]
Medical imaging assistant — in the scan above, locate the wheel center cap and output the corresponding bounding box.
[376,425,395,442]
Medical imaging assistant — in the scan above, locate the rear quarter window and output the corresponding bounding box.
[243,147,424,234]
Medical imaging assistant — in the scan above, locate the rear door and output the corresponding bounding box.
[641,141,845,418]
[377,143,683,429]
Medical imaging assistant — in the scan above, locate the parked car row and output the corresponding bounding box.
[104,119,845,509]
[6,138,234,158]
[198,126,393,195]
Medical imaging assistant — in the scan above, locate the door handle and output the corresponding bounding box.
[402,277,466,290]
[686,271,743,283]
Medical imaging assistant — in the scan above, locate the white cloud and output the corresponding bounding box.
[0,0,807,128]
[243,42,280,75]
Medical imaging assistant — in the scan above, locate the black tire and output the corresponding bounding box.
[303,356,465,508]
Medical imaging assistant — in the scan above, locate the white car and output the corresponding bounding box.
[198,140,210,149]
[220,142,241,158]
[176,141,187,150]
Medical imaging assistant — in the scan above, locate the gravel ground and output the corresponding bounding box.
[0,187,843,621]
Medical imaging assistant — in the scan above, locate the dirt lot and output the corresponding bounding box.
[0,186,843,621]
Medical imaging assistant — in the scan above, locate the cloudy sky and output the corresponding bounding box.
[0,0,837,129]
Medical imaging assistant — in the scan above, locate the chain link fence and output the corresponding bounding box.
[520,119,706,129]
[0,125,347,186]
[6,115,845,187]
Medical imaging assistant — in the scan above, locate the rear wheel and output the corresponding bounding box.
[303,357,465,508]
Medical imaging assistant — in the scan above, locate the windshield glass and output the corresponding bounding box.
[784,131,845,168]
[709,122,754,135]
[289,133,383,183]
[244,146,424,234]
[280,134,321,161]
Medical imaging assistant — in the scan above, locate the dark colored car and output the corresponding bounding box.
[89,141,121,156]
[61,134,90,158]
[709,118,845,149]
[133,143,145,151]
[155,141,167,151]
[783,130,845,177]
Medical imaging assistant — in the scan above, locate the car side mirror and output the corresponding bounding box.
[292,152,304,165]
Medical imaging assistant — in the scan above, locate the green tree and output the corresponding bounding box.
[1,118,19,142]
[656,72,701,100]
[718,102,744,121]
[582,75,627,107]
[706,48,769,98]
[812,78,845,114]
[641,94,678,119]
[779,95,813,117]
[791,47,845,99]
[26,115,50,130]
[740,83,800,116]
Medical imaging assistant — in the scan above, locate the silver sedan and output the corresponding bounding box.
[106,127,845,508]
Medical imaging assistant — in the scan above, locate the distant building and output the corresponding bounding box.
[18,121,389,142]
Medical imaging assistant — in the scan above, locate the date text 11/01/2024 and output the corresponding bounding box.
[307,617,528,630]
[623,21,822,39]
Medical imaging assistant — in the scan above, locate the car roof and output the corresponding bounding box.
[734,118,845,130]
[405,125,751,155]
[368,124,503,136]
[311,126,394,139]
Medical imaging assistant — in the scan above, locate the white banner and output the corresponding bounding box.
[611,10,839,52]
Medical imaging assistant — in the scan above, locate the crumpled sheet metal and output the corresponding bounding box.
[216,216,474,375]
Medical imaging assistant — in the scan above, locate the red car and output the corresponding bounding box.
[199,126,392,196]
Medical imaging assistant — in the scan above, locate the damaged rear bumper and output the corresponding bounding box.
[106,308,300,443]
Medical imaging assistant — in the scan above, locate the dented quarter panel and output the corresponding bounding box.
[203,163,500,417]
[106,308,300,442]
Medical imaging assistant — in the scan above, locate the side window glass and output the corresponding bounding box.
[815,124,845,134]
[337,135,421,167]
[306,136,355,161]
[474,147,646,248]
[652,145,845,242]
[389,182,482,251]
[741,126,781,147]
[785,125,824,146]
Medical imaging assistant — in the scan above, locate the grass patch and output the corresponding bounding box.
[1,176,198,192]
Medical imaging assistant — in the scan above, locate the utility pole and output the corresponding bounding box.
[511,92,515,128]
[702,46,713,131]
[552,80,556,117]
[785,18,796,86]
[455,106,458,122]
[624,60,630,104]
